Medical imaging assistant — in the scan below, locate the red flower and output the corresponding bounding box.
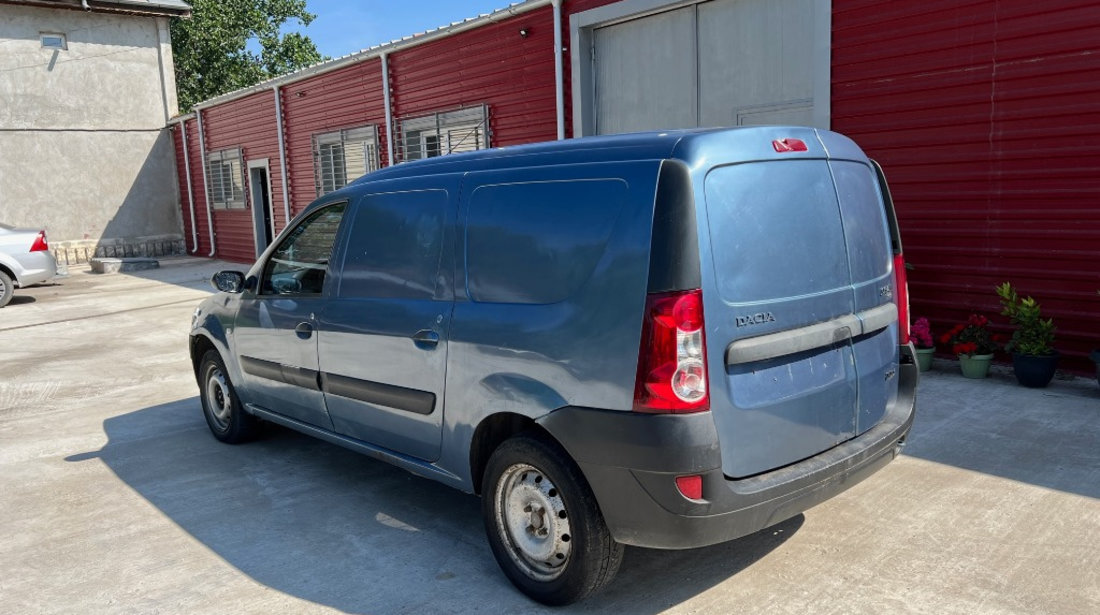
[953,342,978,356]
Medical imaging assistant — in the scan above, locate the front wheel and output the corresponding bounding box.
[0,270,13,308]
[482,434,623,605]
[198,350,259,443]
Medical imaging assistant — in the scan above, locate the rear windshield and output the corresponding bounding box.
[704,160,849,304]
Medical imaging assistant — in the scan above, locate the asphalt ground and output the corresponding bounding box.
[1,257,1097,614]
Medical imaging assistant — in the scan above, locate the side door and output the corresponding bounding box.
[316,185,454,461]
[233,202,348,429]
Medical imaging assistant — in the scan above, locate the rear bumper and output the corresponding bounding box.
[538,345,918,550]
[12,251,57,287]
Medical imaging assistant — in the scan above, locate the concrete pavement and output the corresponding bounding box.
[1,257,1097,614]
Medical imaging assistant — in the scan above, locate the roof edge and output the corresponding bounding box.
[189,0,551,111]
[0,0,191,17]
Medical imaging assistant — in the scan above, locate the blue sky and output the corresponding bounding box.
[298,1,517,58]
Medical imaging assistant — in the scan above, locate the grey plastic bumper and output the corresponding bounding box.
[538,346,918,550]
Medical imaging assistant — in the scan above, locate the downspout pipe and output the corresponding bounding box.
[195,109,217,258]
[273,85,292,228]
[552,0,565,140]
[381,53,395,166]
[179,120,199,253]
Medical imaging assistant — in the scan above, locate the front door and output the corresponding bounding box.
[233,202,347,429]
[317,187,454,461]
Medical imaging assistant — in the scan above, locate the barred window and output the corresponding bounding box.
[313,126,379,196]
[399,105,489,162]
[206,148,245,209]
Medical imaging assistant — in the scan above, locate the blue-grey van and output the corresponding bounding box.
[190,127,918,605]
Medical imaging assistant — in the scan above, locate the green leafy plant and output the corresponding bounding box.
[996,282,1056,356]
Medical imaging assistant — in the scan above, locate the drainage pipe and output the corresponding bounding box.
[382,53,395,166]
[552,0,565,140]
[273,85,292,227]
[195,109,216,257]
[179,120,199,253]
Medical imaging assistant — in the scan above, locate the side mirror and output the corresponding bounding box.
[211,270,247,293]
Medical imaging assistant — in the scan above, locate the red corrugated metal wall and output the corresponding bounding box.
[388,8,557,147]
[199,89,280,263]
[282,58,386,217]
[833,0,1100,370]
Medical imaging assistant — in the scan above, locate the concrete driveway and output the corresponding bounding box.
[1,258,1097,614]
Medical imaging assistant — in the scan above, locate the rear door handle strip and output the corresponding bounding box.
[726,304,898,366]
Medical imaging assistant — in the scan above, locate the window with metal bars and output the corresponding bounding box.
[206,148,245,209]
[399,105,489,162]
[313,126,379,196]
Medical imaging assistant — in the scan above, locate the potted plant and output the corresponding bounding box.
[996,282,1059,388]
[911,317,935,371]
[940,314,999,379]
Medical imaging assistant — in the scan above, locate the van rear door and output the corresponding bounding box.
[701,132,897,478]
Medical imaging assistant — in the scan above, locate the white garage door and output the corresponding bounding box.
[590,0,824,135]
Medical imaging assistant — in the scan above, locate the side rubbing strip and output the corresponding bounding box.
[241,356,321,391]
[321,372,436,415]
[726,304,899,366]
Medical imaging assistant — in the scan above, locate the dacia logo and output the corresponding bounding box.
[735,312,776,327]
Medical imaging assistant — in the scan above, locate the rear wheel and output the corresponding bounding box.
[198,350,259,443]
[0,270,13,308]
[482,434,623,605]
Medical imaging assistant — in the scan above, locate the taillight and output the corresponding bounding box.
[30,230,48,252]
[633,289,709,413]
[893,254,910,345]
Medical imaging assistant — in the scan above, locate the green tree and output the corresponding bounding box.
[171,0,325,112]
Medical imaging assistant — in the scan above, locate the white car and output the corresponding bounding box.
[0,222,58,307]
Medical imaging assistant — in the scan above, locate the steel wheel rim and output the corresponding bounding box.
[205,367,232,430]
[494,462,573,582]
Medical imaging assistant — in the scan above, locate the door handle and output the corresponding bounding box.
[294,321,314,339]
[412,329,440,347]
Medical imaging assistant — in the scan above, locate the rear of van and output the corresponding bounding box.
[541,127,917,549]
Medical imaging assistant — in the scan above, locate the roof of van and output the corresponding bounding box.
[350,126,865,186]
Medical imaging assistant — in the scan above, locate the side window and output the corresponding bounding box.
[261,203,346,296]
[339,190,448,300]
[466,179,626,304]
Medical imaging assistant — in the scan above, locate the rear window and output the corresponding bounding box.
[705,161,849,304]
[465,179,626,304]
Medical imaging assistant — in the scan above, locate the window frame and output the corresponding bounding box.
[399,105,489,162]
[40,32,67,50]
[205,148,246,210]
[312,125,380,197]
[259,201,348,297]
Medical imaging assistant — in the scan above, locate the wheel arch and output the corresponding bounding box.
[469,412,564,496]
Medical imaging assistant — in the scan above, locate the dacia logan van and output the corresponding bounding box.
[191,127,917,605]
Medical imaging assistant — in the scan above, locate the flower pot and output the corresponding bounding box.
[915,347,935,372]
[1091,350,1100,390]
[958,353,993,379]
[1012,352,1059,388]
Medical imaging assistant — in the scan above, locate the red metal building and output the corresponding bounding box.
[170,0,1100,370]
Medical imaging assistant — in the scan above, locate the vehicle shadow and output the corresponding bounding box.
[7,295,36,306]
[67,398,800,614]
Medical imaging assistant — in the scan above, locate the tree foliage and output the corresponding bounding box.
[171,0,325,112]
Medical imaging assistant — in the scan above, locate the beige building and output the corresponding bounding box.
[0,0,191,263]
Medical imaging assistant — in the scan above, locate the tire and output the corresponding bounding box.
[0,270,13,308]
[482,434,624,606]
[198,349,259,443]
